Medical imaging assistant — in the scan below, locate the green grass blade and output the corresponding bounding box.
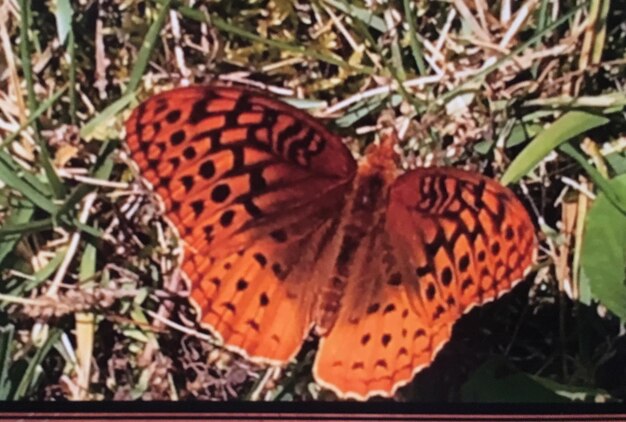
[402,0,426,75]
[13,328,61,400]
[0,200,34,267]
[68,27,77,125]
[80,93,135,140]
[126,0,173,94]
[390,37,407,81]
[55,141,116,220]
[0,87,67,149]
[323,0,387,32]
[0,214,101,239]
[560,143,626,214]
[70,219,102,238]
[19,0,66,200]
[0,324,15,400]
[83,0,170,140]
[522,93,626,110]
[0,154,57,214]
[349,18,423,111]
[335,96,386,128]
[0,217,54,237]
[0,214,98,241]
[21,250,66,294]
[19,0,38,125]
[80,241,97,283]
[501,111,610,185]
[591,0,610,63]
[54,0,73,44]
[537,0,550,35]
[530,0,551,78]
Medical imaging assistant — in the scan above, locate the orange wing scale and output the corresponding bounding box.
[125,85,536,400]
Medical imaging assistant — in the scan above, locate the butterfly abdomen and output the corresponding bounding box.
[314,169,394,334]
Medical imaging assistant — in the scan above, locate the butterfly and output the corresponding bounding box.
[125,85,536,400]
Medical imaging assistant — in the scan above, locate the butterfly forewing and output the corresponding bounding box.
[125,86,356,362]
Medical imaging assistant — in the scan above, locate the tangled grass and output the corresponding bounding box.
[0,0,624,402]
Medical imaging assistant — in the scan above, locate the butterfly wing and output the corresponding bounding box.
[313,167,536,399]
[126,86,357,363]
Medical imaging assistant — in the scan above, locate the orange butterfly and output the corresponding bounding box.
[125,85,536,400]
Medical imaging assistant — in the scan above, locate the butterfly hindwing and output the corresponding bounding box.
[313,167,535,399]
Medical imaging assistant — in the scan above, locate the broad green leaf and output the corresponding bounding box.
[531,373,613,402]
[461,358,609,402]
[507,122,543,148]
[606,151,626,175]
[560,143,626,214]
[580,174,626,321]
[461,358,568,402]
[501,111,610,185]
[579,270,593,306]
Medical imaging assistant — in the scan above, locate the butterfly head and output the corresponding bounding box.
[361,130,400,182]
